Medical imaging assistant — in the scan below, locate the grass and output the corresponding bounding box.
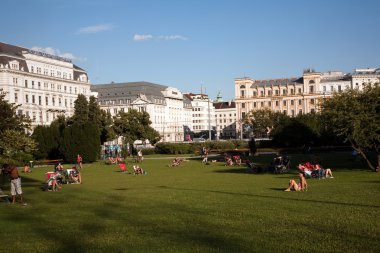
[0,152,379,253]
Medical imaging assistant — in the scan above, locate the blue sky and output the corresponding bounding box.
[1,0,380,100]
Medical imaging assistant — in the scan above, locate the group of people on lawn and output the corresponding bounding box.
[285,161,334,192]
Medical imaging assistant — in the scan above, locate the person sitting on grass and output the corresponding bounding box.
[108,156,116,164]
[133,165,146,175]
[48,171,62,191]
[70,167,82,184]
[324,168,334,178]
[225,156,233,166]
[55,163,64,172]
[23,164,32,173]
[284,172,307,192]
[169,157,183,167]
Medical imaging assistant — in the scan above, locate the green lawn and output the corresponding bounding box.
[0,153,379,253]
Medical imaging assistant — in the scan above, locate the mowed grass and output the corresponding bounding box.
[0,153,379,253]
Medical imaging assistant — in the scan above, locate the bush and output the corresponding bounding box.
[141,148,156,155]
[155,143,193,154]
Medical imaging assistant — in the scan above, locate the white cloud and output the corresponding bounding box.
[31,46,87,62]
[157,35,188,41]
[133,34,188,42]
[77,24,113,34]
[133,34,154,41]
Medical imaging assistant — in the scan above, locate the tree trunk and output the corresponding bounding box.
[350,141,376,172]
[377,153,380,173]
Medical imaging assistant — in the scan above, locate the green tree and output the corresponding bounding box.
[72,94,89,124]
[0,129,36,165]
[321,84,380,171]
[0,90,30,132]
[0,90,34,164]
[246,109,289,138]
[60,122,100,163]
[113,109,160,145]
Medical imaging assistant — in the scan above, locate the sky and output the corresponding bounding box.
[1,0,380,101]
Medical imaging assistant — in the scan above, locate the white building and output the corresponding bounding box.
[184,93,216,139]
[91,82,193,142]
[351,68,380,90]
[0,42,91,127]
[213,100,237,139]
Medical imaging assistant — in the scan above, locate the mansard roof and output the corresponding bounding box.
[213,101,236,109]
[91,81,169,103]
[250,77,303,88]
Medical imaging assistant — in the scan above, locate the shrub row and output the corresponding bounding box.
[154,141,249,155]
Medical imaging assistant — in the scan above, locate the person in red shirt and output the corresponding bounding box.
[76,154,83,169]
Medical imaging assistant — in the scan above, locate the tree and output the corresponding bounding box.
[321,84,380,171]
[0,90,30,132]
[60,122,100,163]
[246,109,289,138]
[271,118,318,148]
[113,109,160,145]
[0,90,34,164]
[72,94,89,124]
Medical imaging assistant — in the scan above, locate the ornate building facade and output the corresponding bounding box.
[234,68,379,137]
[0,42,91,127]
[91,82,193,142]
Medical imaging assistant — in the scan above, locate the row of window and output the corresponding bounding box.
[216,113,236,118]
[17,109,61,124]
[16,93,73,107]
[241,108,315,118]
[12,77,86,94]
[241,99,316,109]
[240,87,310,98]
[30,66,72,80]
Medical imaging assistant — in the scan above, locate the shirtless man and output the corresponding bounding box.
[6,165,23,203]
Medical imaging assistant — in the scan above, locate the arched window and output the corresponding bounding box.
[309,80,315,84]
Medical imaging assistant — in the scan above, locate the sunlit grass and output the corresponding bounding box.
[0,153,379,253]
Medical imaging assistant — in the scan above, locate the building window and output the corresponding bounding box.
[241,103,245,109]
[260,102,264,107]
[32,81,34,89]
[14,93,18,102]
[291,100,294,106]
[32,95,35,104]
[253,102,257,107]
[275,90,279,95]
[298,88,302,94]
[260,91,264,97]
[25,80,28,88]
[283,100,286,106]
[38,96,42,105]
[275,101,279,106]
[242,112,246,118]
[323,86,326,92]
[52,97,55,106]
[338,85,342,92]
[299,109,302,115]
[46,97,48,105]
[310,86,314,93]
[240,90,245,98]
[38,82,41,89]
[282,89,287,95]
[311,99,315,105]
[268,101,271,106]
[299,100,302,105]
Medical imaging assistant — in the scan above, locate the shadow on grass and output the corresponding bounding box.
[157,185,380,209]
[1,186,248,253]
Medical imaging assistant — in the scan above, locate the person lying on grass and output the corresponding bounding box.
[284,172,307,191]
